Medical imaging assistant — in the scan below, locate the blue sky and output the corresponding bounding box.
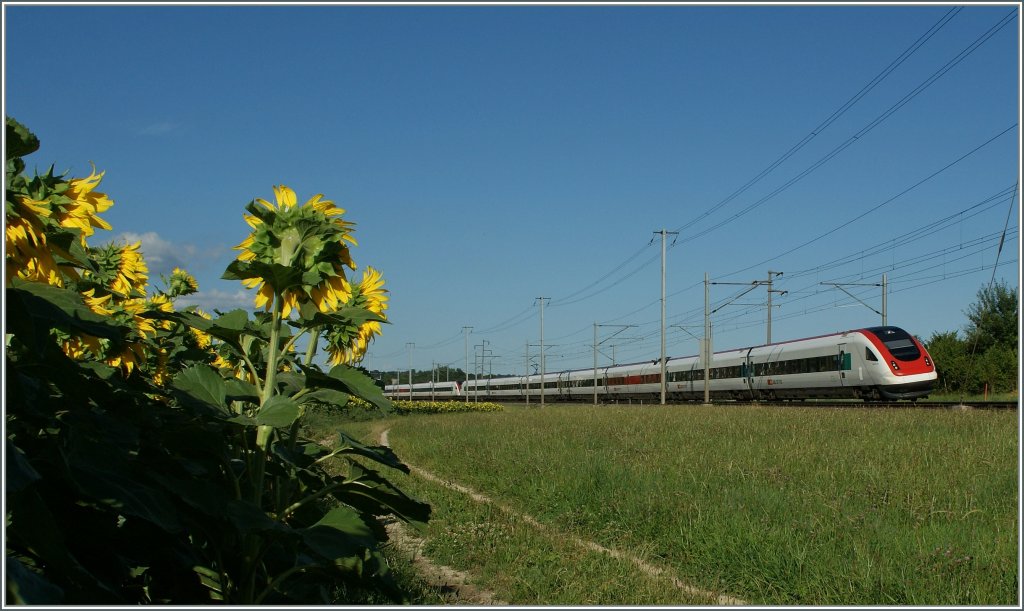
[4,2,1020,377]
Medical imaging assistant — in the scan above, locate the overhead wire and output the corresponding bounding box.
[681,9,1018,249]
[389,11,1018,371]
[672,6,962,237]
[721,124,1018,280]
[549,7,970,313]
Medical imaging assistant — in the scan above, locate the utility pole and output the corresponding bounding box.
[653,230,678,405]
[463,326,473,394]
[883,273,887,326]
[406,342,415,394]
[880,272,888,325]
[820,273,888,325]
[474,340,492,403]
[535,297,550,407]
[525,341,530,406]
[712,273,786,346]
[766,270,786,345]
[704,273,711,405]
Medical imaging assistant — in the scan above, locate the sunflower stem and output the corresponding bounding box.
[303,326,320,366]
[260,294,285,406]
[239,350,264,399]
[252,292,284,508]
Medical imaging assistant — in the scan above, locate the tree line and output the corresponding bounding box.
[925,281,1018,396]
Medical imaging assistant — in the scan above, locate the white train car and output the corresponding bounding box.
[388,327,935,404]
[384,380,461,401]
[455,326,936,403]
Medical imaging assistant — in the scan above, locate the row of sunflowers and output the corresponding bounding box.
[5,117,430,604]
[345,397,505,414]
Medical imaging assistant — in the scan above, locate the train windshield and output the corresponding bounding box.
[865,326,921,361]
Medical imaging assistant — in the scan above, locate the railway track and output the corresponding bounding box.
[497,399,1019,410]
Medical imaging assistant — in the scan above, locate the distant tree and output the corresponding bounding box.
[974,343,1018,394]
[964,280,1018,353]
[925,330,967,394]
[927,282,1019,395]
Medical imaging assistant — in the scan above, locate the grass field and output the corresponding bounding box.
[308,403,1019,605]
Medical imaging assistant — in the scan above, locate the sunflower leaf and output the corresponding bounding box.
[256,395,300,428]
[222,260,304,293]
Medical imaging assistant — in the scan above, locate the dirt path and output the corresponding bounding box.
[318,428,506,605]
[380,428,747,606]
[382,518,508,605]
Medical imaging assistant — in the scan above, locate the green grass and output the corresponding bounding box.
[311,404,1018,605]
[922,391,1019,403]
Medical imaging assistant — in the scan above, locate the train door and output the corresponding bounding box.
[743,348,756,400]
[836,343,852,387]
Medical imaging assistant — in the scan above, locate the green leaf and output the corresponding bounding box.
[275,372,306,395]
[256,395,300,428]
[172,365,230,417]
[225,500,293,536]
[5,555,64,604]
[300,306,387,329]
[61,431,183,533]
[148,473,234,517]
[336,462,431,531]
[146,309,253,345]
[299,388,350,408]
[299,364,391,413]
[301,505,376,563]
[5,440,41,493]
[222,260,303,293]
[6,116,40,159]
[6,282,126,353]
[333,431,409,474]
[223,378,260,403]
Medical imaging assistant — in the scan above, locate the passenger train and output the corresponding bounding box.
[384,326,937,403]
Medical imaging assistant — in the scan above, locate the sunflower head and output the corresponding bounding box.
[6,196,64,287]
[55,165,114,243]
[323,266,388,365]
[86,240,150,298]
[166,267,199,297]
[229,185,357,318]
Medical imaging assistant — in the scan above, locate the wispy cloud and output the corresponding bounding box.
[113,231,199,276]
[177,288,254,314]
[137,121,177,136]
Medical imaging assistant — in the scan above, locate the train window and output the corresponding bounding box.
[865,347,879,362]
[866,326,922,361]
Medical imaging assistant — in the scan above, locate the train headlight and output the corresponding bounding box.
[924,356,932,367]
[890,360,900,371]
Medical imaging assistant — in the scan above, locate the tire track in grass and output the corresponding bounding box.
[381,429,747,606]
[317,432,507,605]
[382,518,508,606]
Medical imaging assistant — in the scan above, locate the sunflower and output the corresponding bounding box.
[151,348,170,386]
[5,196,63,286]
[232,185,356,318]
[189,308,213,350]
[58,165,114,243]
[85,241,150,298]
[105,341,147,377]
[111,241,149,297]
[167,267,199,297]
[324,266,388,365]
[147,293,175,331]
